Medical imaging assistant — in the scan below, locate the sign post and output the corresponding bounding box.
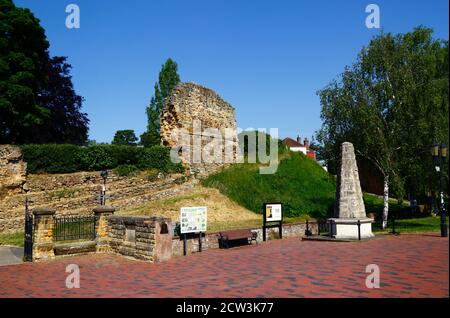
[262,202,283,241]
[180,207,207,255]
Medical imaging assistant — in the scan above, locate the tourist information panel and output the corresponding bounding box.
[180,206,207,234]
[265,203,282,222]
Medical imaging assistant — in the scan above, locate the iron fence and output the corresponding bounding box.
[54,215,96,241]
[317,219,332,236]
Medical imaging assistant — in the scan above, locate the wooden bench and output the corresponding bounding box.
[218,229,258,248]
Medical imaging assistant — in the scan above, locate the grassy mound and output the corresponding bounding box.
[202,151,336,218]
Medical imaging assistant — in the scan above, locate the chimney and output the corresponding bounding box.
[297,135,301,144]
[304,137,309,149]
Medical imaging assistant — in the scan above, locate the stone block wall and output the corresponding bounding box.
[108,216,172,262]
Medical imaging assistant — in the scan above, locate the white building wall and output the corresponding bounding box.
[289,146,307,155]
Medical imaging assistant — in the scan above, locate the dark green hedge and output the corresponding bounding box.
[21,144,183,174]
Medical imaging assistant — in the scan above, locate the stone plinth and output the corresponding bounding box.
[329,218,374,239]
[93,206,115,253]
[32,208,55,261]
[329,142,373,239]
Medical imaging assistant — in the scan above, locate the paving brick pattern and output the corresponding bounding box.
[0,234,448,298]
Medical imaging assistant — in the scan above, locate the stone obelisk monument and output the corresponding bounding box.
[329,142,374,239]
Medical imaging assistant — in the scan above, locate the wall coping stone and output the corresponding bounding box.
[93,206,116,213]
[33,208,56,216]
[108,215,171,224]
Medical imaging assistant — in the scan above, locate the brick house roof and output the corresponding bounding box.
[282,137,304,148]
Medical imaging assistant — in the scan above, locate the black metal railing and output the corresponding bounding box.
[54,215,96,241]
[317,219,331,236]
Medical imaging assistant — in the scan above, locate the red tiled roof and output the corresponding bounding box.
[282,137,303,148]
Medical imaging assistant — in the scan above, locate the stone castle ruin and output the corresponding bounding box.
[160,82,240,176]
[0,145,27,232]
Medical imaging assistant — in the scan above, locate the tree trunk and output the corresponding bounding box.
[381,175,389,229]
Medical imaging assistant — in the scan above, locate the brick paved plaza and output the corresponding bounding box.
[0,234,448,298]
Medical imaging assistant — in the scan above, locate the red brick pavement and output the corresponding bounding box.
[0,234,448,298]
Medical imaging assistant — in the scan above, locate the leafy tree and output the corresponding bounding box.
[140,131,160,147]
[112,130,138,146]
[145,58,180,146]
[31,56,89,145]
[0,0,89,144]
[316,27,448,228]
[0,0,49,143]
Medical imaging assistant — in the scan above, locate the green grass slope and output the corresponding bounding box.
[202,151,336,218]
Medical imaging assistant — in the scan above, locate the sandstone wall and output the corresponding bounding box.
[0,170,196,233]
[0,145,27,232]
[160,82,240,176]
[0,145,26,200]
[108,215,172,262]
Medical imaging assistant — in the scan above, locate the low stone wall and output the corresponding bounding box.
[172,221,319,256]
[54,241,96,256]
[28,204,320,262]
[108,215,172,262]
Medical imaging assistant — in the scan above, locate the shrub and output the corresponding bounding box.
[114,164,139,177]
[21,144,182,174]
[22,144,81,173]
[77,145,118,171]
[138,146,172,171]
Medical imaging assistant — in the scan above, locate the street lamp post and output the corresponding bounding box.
[431,142,448,237]
[100,169,108,206]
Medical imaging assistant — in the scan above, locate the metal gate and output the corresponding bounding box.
[23,199,33,262]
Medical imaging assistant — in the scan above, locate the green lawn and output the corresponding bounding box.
[0,231,24,247]
[374,216,449,234]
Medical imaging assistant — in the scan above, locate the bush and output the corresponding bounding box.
[77,145,118,171]
[21,144,182,174]
[138,146,172,172]
[22,144,81,173]
[114,164,139,177]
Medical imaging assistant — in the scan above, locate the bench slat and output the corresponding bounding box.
[219,229,255,240]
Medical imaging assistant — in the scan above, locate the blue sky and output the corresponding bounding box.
[15,0,449,143]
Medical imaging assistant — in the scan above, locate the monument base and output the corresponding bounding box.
[328,217,374,240]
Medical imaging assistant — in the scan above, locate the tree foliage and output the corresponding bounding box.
[32,56,89,144]
[112,129,138,146]
[0,0,89,144]
[316,27,448,207]
[139,130,160,147]
[0,0,49,143]
[145,58,180,146]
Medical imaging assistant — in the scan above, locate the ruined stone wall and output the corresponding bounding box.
[0,145,26,199]
[160,82,240,176]
[0,169,196,233]
[0,145,27,232]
